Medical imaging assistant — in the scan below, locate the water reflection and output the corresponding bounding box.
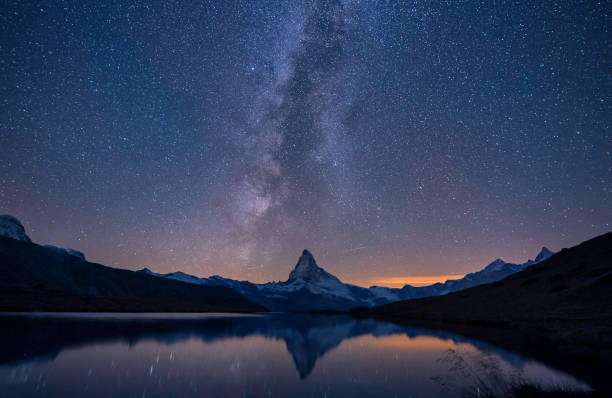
[0,313,590,397]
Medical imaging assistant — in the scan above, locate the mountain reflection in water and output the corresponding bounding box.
[0,313,591,397]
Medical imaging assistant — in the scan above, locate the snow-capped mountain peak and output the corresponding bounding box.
[0,215,32,243]
[535,247,554,263]
[484,258,507,272]
[288,249,336,283]
[282,249,354,301]
[480,246,555,275]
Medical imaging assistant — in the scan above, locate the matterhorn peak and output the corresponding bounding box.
[0,215,32,243]
[289,250,319,278]
[300,249,315,261]
[287,249,339,285]
[535,247,554,263]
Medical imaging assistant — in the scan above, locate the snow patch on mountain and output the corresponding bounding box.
[367,286,400,302]
[44,245,87,261]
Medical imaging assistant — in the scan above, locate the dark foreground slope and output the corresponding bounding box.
[356,231,612,325]
[0,236,265,312]
[353,231,612,393]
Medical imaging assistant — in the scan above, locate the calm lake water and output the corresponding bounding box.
[0,313,590,397]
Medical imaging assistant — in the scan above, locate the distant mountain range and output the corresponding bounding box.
[139,246,554,312]
[0,214,555,312]
[356,231,612,324]
[0,215,264,312]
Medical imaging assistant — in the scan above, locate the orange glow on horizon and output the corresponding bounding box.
[369,275,464,288]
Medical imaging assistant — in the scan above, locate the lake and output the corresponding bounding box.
[0,313,590,397]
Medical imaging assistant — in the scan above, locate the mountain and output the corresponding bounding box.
[140,250,364,312]
[396,246,555,300]
[0,215,32,243]
[142,247,554,312]
[536,246,554,262]
[0,217,264,313]
[353,231,612,340]
[0,215,86,260]
[0,214,559,313]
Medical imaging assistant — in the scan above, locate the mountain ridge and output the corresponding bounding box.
[0,216,264,313]
[141,244,554,311]
[0,214,558,312]
[0,215,86,260]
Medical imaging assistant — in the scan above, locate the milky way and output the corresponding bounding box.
[1,0,610,285]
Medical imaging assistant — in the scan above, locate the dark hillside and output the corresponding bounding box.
[0,236,265,313]
[358,232,612,326]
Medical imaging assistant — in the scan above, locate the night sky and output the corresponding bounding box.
[1,1,610,287]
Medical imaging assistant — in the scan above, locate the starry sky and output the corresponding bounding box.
[1,0,610,287]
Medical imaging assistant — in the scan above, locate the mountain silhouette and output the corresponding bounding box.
[142,246,554,311]
[0,226,264,313]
